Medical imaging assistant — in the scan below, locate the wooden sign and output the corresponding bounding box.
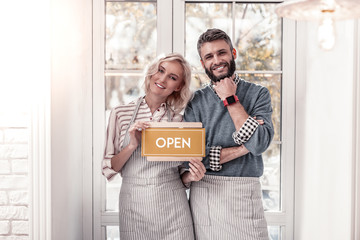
[141,122,205,161]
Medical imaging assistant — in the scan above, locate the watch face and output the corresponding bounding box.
[226,95,236,104]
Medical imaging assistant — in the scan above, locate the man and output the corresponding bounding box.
[184,28,274,240]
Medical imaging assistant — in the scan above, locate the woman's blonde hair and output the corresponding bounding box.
[144,53,192,114]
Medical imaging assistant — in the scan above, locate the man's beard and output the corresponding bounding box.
[205,58,236,83]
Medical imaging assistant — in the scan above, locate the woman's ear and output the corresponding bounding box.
[174,84,183,92]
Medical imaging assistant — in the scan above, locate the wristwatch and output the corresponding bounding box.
[223,95,239,107]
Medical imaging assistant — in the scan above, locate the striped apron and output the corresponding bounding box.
[190,175,269,240]
[118,97,194,240]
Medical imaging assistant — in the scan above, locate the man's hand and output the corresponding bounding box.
[253,116,264,125]
[212,76,236,100]
[213,76,249,130]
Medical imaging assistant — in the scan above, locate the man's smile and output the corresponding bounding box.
[212,63,227,71]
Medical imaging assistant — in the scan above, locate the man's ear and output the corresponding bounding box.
[232,48,237,60]
[200,59,205,69]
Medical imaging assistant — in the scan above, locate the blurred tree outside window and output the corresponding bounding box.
[105,1,156,111]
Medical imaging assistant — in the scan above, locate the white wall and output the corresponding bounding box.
[295,20,357,240]
[50,0,92,238]
[0,0,52,238]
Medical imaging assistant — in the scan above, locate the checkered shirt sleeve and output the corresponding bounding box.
[209,146,222,171]
[232,116,259,145]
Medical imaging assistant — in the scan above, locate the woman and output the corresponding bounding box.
[102,53,206,239]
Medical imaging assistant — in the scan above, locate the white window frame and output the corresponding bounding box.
[92,0,296,239]
[352,19,360,240]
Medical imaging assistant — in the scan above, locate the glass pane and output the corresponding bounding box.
[268,226,281,240]
[234,4,282,71]
[106,174,121,212]
[105,75,145,111]
[261,143,281,211]
[106,226,119,240]
[190,72,211,90]
[105,2,157,70]
[185,3,232,71]
[238,73,281,142]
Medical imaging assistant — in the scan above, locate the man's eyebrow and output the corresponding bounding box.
[203,48,228,59]
[203,53,213,59]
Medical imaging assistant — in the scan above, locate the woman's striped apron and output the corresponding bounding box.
[118,97,194,240]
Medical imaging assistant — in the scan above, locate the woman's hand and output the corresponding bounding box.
[111,121,150,173]
[181,158,206,186]
[127,121,150,149]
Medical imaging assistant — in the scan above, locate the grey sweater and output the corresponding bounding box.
[184,78,274,177]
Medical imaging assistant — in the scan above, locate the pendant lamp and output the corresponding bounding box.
[275,0,360,50]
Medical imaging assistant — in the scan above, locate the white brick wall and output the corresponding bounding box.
[0,161,10,174]
[0,193,7,205]
[0,112,29,239]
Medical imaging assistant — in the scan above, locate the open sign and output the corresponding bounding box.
[141,122,205,160]
[155,137,191,149]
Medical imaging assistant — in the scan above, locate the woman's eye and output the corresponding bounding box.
[158,68,164,73]
[170,76,177,81]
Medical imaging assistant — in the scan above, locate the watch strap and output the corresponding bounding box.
[223,95,239,107]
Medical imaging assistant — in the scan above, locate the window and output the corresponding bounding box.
[93,1,295,239]
[104,1,157,214]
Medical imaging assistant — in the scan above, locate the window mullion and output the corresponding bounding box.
[93,0,106,239]
[173,0,185,54]
[157,0,173,54]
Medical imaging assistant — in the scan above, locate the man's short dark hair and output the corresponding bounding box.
[197,28,234,58]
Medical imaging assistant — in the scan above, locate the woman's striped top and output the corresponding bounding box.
[102,96,183,181]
